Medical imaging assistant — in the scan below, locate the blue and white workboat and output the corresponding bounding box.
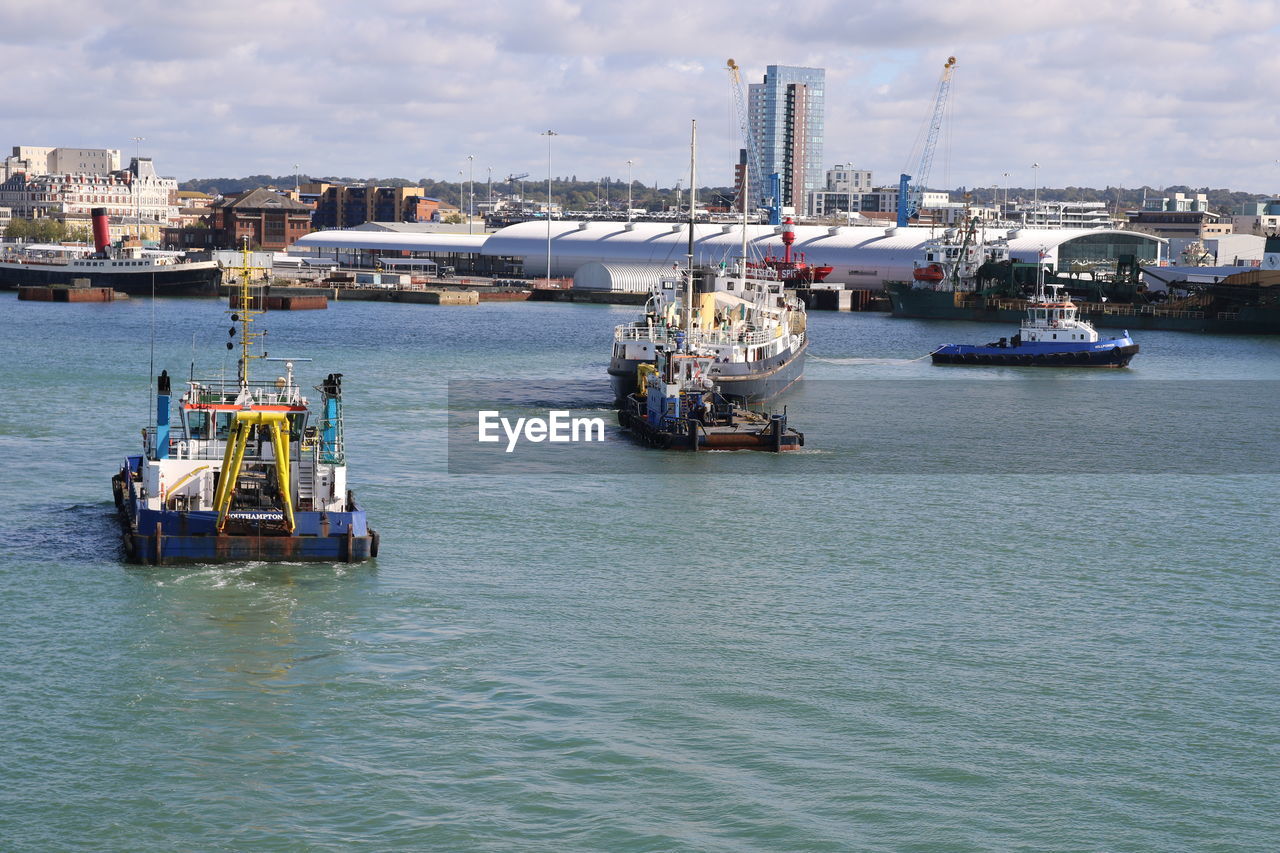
[931,283,1139,368]
[112,251,378,564]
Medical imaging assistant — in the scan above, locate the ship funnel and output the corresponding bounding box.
[91,207,110,255]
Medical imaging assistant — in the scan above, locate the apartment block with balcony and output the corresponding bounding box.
[748,65,825,216]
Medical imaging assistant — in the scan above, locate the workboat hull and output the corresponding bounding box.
[931,338,1139,367]
[617,402,803,451]
[0,260,221,296]
[609,338,807,404]
[888,281,1280,335]
[113,467,377,565]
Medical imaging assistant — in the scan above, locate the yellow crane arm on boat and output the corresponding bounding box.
[212,411,296,534]
[164,465,210,507]
[636,362,659,397]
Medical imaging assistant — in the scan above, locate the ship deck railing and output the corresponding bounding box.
[186,377,307,408]
[614,323,785,348]
[142,430,331,463]
[991,297,1206,320]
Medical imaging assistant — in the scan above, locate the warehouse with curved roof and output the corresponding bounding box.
[293,221,1167,288]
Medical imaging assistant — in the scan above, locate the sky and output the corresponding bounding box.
[6,0,1280,194]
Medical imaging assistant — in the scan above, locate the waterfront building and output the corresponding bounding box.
[826,165,872,195]
[748,65,825,215]
[1144,192,1210,212]
[1126,207,1231,241]
[313,185,441,229]
[3,146,121,180]
[1230,200,1280,236]
[808,165,873,218]
[0,156,178,224]
[209,188,313,250]
[1002,200,1113,229]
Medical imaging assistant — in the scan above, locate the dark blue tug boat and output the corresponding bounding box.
[111,247,377,564]
[932,282,1138,368]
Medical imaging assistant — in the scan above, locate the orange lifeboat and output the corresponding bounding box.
[913,263,945,283]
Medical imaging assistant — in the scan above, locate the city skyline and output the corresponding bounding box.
[5,0,1280,194]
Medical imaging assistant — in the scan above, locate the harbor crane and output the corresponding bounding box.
[898,55,957,228]
[726,58,780,224]
[506,172,530,200]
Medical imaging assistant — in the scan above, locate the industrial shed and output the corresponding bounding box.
[572,262,671,293]
[292,221,1167,289]
[480,221,1168,288]
[291,229,497,274]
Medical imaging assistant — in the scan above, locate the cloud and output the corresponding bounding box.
[5,0,1279,193]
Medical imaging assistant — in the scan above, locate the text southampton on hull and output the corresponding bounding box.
[112,242,378,564]
[609,120,808,405]
[930,258,1139,367]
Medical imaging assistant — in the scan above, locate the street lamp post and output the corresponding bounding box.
[1002,171,1009,215]
[626,159,633,222]
[293,163,300,194]
[131,136,144,243]
[1032,162,1041,213]
[542,130,557,284]
[487,166,493,212]
[467,154,474,235]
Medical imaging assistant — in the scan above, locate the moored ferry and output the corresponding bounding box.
[609,260,808,403]
[0,207,220,296]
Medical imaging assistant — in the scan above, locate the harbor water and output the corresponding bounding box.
[2,292,1278,851]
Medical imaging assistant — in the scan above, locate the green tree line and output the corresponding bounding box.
[4,219,91,242]
[179,174,736,212]
[177,175,1276,215]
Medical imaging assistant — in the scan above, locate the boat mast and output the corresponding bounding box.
[685,119,696,349]
[1036,245,1047,304]
[233,237,263,388]
[740,153,749,283]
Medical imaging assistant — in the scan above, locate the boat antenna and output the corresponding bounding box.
[685,118,696,349]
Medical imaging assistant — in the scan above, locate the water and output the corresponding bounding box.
[2,292,1278,851]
